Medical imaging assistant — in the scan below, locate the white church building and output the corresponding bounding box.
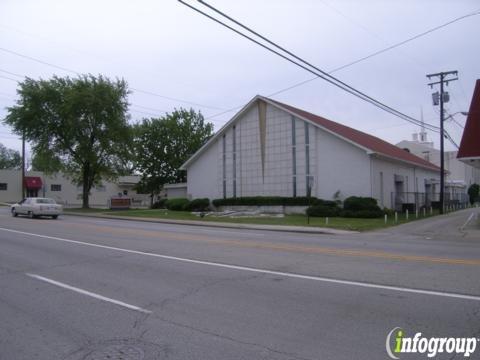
[180,96,440,210]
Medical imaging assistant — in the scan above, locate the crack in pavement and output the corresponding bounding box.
[156,273,263,312]
[149,313,313,360]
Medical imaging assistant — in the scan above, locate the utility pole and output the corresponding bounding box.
[21,131,25,199]
[426,70,458,214]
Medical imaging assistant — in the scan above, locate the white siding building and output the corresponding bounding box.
[397,134,480,201]
[181,96,441,210]
[0,170,149,207]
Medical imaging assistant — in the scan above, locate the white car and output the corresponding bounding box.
[11,197,63,219]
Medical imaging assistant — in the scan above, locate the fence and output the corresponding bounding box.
[391,192,469,211]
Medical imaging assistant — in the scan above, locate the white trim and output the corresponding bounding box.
[180,95,264,170]
[373,153,439,172]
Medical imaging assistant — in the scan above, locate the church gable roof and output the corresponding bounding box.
[181,95,440,172]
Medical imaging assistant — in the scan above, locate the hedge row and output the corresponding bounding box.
[212,196,328,207]
[151,198,210,212]
[153,195,385,218]
[307,196,384,218]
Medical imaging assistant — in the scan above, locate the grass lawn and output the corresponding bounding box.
[71,208,443,231]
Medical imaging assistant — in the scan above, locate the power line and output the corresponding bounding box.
[325,8,480,75]
[181,0,440,132]
[130,88,223,110]
[0,74,19,82]
[202,7,479,122]
[0,47,223,111]
[0,68,181,118]
[0,69,25,78]
[130,103,169,114]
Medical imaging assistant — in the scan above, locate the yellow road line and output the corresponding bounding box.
[27,218,480,266]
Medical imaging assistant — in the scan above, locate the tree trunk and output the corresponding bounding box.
[82,163,90,209]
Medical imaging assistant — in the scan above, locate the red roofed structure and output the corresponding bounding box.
[457,79,480,168]
[181,95,444,210]
[269,98,440,172]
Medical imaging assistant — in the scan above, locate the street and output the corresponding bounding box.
[0,207,479,360]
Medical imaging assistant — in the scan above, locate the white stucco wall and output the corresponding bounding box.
[183,100,443,207]
[187,102,321,199]
[186,138,219,200]
[315,127,371,201]
[164,184,188,199]
[370,156,439,209]
[397,140,480,186]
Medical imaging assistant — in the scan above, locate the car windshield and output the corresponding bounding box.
[35,198,56,204]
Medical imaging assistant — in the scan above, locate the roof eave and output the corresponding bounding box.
[180,95,264,170]
[372,153,440,172]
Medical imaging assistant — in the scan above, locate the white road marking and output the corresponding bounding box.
[2,226,480,302]
[26,273,151,314]
[461,212,476,230]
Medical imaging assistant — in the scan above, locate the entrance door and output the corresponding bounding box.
[26,189,38,197]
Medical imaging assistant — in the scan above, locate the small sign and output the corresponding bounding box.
[110,197,131,210]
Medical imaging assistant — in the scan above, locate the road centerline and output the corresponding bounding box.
[11,220,480,266]
[26,273,151,314]
[2,226,480,302]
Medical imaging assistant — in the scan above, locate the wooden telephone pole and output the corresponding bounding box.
[426,70,458,214]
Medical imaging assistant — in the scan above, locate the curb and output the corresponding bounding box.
[63,211,358,235]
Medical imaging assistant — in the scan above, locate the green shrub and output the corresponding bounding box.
[313,199,339,208]
[341,209,384,218]
[212,196,321,207]
[283,197,318,206]
[383,207,395,217]
[343,196,381,211]
[165,198,190,211]
[184,198,210,212]
[468,183,479,205]
[151,198,167,209]
[306,205,341,217]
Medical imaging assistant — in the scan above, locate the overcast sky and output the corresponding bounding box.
[1,0,478,158]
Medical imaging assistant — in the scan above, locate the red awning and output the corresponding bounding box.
[24,176,43,189]
[458,79,480,159]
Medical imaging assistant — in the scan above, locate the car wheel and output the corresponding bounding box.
[52,215,58,219]
[11,208,18,217]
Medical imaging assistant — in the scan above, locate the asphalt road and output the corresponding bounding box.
[0,207,479,360]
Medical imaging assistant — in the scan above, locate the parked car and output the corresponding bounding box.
[11,198,63,219]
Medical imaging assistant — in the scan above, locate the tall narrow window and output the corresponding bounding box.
[305,122,311,196]
[232,125,237,198]
[222,134,226,199]
[291,117,297,197]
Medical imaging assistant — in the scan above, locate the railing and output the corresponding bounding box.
[391,192,469,211]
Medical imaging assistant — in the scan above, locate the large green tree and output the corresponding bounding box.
[0,143,21,169]
[134,108,213,204]
[3,75,133,208]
